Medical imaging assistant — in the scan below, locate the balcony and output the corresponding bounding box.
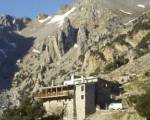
[35,85,75,99]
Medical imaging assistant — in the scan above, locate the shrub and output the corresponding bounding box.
[128,89,150,120]
[137,32,150,49]
[104,57,129,73]
[104,62,117,73]
[113,34,129,46]
[43,115,61,120]
[135,32,150,58]
[2,97,45,120]
[2,97,61,120]
[60,70,66,75]
[129,18,150,35]
[144,71,150,77]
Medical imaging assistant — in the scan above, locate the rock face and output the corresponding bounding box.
[53,18,77,57]
[0,15,31,31]
[0,16,33,90]
[0,0,150,114]
[77,25,89,55]
[37,14,48,20]
[60,18,77,53]
[38,18,77,64]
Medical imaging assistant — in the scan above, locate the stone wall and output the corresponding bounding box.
[75,84,86,120]
[43,82,97,120]
[64,99,74,120]
[43,99,74,120]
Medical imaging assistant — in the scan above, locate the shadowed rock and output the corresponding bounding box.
[0,27,34,90]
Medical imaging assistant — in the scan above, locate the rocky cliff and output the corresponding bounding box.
[0,0,150,119]
[0,15,32,90]
[0,15,31,31]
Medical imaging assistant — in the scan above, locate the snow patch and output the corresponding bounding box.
[137,4,145,8]
[74,44,78,48]
[124,18,137,25]
[13,19,16,24]
[38,16,52,23]
[0,49,7,58]
[33,49,40,54]
[120,10,132,15]
[47,7,76,27]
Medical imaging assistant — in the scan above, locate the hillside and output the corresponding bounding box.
[0,0,150,119]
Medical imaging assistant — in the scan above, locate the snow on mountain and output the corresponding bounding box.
[47,7,76,27]
[32,49,40,54]
[137,4,146,8]
[119,10,132,15]
[124,18,137,25]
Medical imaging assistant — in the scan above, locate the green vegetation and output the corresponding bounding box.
[79,55,85,62]
[137,32,150,49]
[43,115,61,120]
[128,17,150,36]
[113,34,130,46]
[126,73,150,120]
[144,71,150,77]
[136,32,150,57]
[105,34,130,47]
[112,111,143,120]
[60,69,66,76]
[104,56,129,73]
[133,20,150,32]
[2,97,61,120]
[90,51,106,62]
[128,89,150,120]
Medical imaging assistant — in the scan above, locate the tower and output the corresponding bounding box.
[75,82,96,120]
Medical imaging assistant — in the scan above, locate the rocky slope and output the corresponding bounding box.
[0,0,150,119]
[0,15,32,90]
[0,15,31,31]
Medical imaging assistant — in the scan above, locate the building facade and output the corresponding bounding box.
[36,75,97,120]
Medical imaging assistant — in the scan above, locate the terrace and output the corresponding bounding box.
[36,85,75,99]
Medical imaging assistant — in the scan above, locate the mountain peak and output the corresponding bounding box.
[0,15,31,31]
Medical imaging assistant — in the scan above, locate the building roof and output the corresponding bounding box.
[40,84,74,90]
[40,76,98,90]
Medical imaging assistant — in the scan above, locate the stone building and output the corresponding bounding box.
[36,75,97,120]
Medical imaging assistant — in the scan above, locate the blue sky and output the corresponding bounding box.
[0,0,73,18]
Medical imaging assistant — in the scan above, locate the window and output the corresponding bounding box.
[81,95,84,100]
[103,83,108,88]
[81,86,84,91]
